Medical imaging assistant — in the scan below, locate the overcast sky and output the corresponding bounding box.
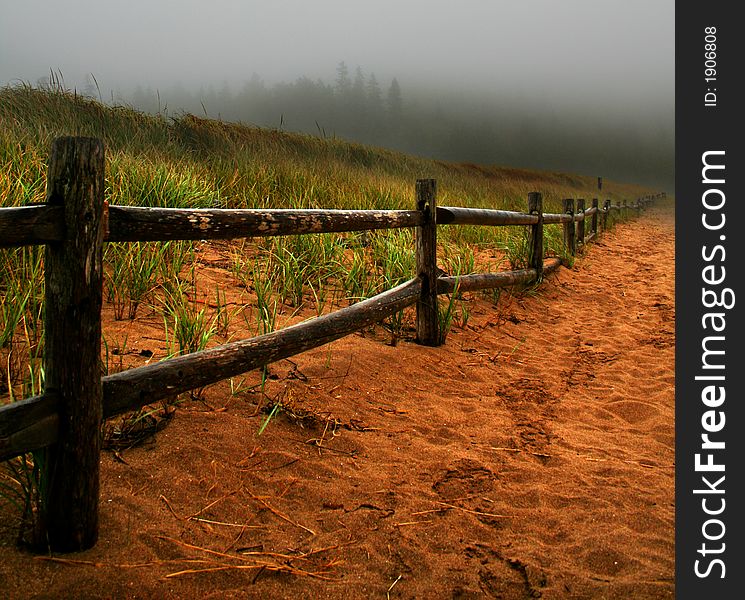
[1,0,673,104]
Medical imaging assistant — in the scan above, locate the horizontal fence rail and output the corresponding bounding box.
[437,258,562,295]
[0,204,65,245]
[0,136,665,552]
[106,206,425,242]
[0,195,661,248]
[542,212,574,224]
[0,205,425,246]
[437,206,539,226]
[0,394,60,462]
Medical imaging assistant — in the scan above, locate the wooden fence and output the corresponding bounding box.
[0,137,663,551]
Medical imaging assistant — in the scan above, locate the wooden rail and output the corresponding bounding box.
[106,206,424,241]
[0,394,60,461]
[437,258,562,295]
[0,136,665,551]
[437,206,538,226]
[0,204,65,246]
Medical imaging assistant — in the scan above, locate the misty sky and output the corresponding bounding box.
[1,0,673,102]
[1,0,674,186]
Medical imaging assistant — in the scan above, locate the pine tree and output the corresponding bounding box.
[352,67,366,108]
[335,61,351,97]
[387,77,402,120]
[367,73,382,112]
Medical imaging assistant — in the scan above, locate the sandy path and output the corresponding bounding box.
[0,203,675,599]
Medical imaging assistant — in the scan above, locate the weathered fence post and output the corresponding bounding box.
[527,192,543,281]
[41,137,105,552]
[563,198,575,256]
[603,199,611,231]
[591,198,599,239]
[622,199,628,220]
[575,198,585,248]
[415,178,439,346]
[636,199,641,217]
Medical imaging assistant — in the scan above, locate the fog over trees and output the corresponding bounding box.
[29,60,672,192]
[113,62,671,191]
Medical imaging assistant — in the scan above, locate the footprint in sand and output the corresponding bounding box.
[432,459,496,498]
[604,399,660,424]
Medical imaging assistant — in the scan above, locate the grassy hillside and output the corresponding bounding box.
[1,85,656,213]
[1,84,660,404]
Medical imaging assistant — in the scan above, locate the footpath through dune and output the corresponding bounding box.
[0,203,675,599]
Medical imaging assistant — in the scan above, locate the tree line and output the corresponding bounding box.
[129,62,405,148]
[120,62,672,189]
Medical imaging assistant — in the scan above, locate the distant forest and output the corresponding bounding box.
[113,62,672,189]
